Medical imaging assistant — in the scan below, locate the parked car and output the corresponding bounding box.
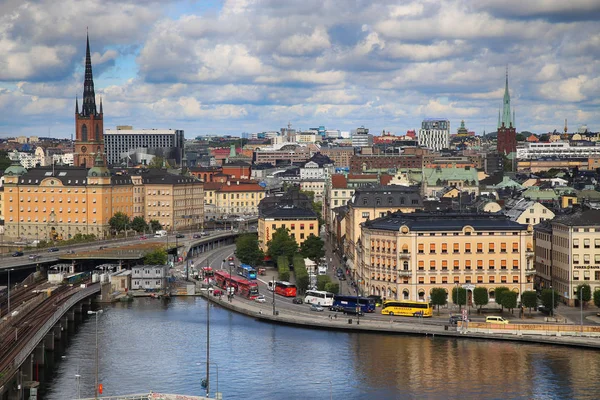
[28,254,40,260]
[176,234,185,239]
[47,247,59,252]
[255,295,266,303]
[310,304,324,312]
[486,316,509,324]
[292,297,304,304]
[12,251,24,257]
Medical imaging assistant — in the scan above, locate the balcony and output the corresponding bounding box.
[399,253,411,259]
[525,268,536,276]
[398,270,412,277]
[525,250,534,258]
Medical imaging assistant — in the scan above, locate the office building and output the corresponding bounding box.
[418,119,450,151]
[104,126,184,166]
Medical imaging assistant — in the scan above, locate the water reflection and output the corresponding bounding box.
[44,298,600,400]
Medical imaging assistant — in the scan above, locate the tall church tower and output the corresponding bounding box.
[497,68,516,155]
[74,33,105,168]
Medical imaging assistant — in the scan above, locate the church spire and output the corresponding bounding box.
[81,30,97,117]
[75,95,79,114]
[501,67,512,129]
[100,97,103,114]
[498,108,501,129]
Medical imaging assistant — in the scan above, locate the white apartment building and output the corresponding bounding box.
[418,119,450,151]
[516,142,600,160]
[104,126,184,165]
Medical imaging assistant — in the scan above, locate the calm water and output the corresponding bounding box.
[45,297,600,400]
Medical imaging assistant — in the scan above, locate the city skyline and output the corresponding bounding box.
[0,0,599,138]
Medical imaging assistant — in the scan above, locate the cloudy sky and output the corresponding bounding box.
[1,0,599,139]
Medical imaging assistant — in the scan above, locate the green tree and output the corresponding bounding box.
[131,216,148,233]
[149,220,162,232]
[501,291,518,315]
[494,286,510,312]
[293,255,309,294]
[324,282,339,294]
[316,275,331,291]
[576,283,592,306]
[593,289,600,308]
[300,234,325,262]
[144,248,167,265]
[0,151,12,171]
[452,287,467,311]
[520,290,538,315]
[267,227,298,263]
[430,288,447,315]
[277,255,290,282]
[515,133,526,142]
[521,291,538,316]
[109,212,131,233]
[541,288,559,315]
[235,233,264,266]
[473,287,489,314]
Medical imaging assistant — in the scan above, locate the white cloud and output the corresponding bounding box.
[277,27,331,56]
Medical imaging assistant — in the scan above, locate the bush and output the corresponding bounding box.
[316,275,331,291]
[277,256,290,282]
[293,255,309,294]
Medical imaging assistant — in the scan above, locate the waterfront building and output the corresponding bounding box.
[359,212,534,303]
[344,186,423,277]
[74,34,105,168]
[258,205,319,252]
[418,119,450,151]
[534,209,600,306]
[104,126,185,166]
[131,265,168,290]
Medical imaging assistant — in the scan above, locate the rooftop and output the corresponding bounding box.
[363,212,528,232]
[552,209,600,226]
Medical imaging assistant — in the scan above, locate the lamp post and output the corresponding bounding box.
[87,309,103,399]
[272,277,276,315]
[197,361,219,398]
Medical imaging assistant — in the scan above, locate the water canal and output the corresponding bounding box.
[44,297,600,400]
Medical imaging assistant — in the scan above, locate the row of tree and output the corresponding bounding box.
[108,212,162,234]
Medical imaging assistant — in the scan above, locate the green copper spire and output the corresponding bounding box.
[500,67,513,128]
[229,144,236,158]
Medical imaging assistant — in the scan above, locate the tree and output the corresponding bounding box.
[430,288,447,315]
[515,133,526,142]
[0,151,11,171]
[109,212,130,233]
[148,156,170,169]
[144,248,167,265]
[494,286,510,312]
[593,289,600,308]
[277,256,290,282]
[131,216,148,233]
[576,283,592,306]
[473,287,489,314]
[452,287,467,311]
[324,282,339,294]
[521,291,538,316]
[149,220,162,232]
[541,288,559,315]
[267,227,298,263]
[293,255,309,294]
[316,275,331,291]
[501,291,518,315]
[235,233,264,266]
[300,234,325,262]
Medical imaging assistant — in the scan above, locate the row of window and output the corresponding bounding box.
[573,254,600,264]
[573,239,600,248]
[271,223,315,230]
[371,275,522,284]
[415,242,521,254]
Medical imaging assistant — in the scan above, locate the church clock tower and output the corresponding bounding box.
[74,33,105,168]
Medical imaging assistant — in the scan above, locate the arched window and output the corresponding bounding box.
[402,290,409,300]
[81,124,88,141]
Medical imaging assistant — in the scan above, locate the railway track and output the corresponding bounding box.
[0,280,46,317]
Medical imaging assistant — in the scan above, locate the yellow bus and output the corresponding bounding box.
[381,300,433,317]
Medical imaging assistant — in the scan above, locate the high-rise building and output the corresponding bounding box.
[418,119,450,151]
[497,68,517,155]
[104,126,184,166]
[74,33,105,168]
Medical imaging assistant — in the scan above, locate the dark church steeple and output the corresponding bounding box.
[81,32,97,117]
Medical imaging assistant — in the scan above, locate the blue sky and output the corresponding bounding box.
[0,0,599,139]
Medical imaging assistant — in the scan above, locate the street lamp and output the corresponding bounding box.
[197,361,219,398]
[87,309,103,399]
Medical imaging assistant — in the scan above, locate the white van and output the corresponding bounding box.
[486,316,509,324]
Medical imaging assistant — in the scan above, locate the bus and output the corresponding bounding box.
[381,300,433,317]
[332,295,376,313]
[237,264,257,280]
[275,281,297,297]
[304,290,335,306]
[214,270,259,299]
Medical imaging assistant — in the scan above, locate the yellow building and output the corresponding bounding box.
[203,181,266,219]
[358,212,535,303]
[2,159,203,240]
[534,210,600,306]
[258,205,319,252]
[344,186,423,277]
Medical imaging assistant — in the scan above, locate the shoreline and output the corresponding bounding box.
[198,292,600,350]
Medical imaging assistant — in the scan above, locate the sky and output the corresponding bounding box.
[0,0,599,139]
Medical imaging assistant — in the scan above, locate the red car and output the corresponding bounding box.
[139,235,147,240]
[228,256,234,261]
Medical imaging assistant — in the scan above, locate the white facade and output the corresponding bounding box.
[300,161,331,180]
[351,133,373,148]
[52,153,74,166]
[418,119,450,151]
[516,142,600,159]
[131,265,168,290]
[300,179,326,203]
[104,128,184,165]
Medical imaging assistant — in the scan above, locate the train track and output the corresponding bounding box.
[0,280,46,318]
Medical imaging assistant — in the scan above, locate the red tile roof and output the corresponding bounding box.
[331,174,347,188]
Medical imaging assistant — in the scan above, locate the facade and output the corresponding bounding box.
[344,186,423,275]
[254,146,313,165]
[349,154,422,174]
[359,212,535,303]
[351,128,374,148]
[517,157,600,173]
[74,34,105,168]
[104,127,185,166]
[421,166,479,198]
[516,142,600,160]
[319,147,354,168]
[214,181,265,217]
[504,199,555,225]
[131,265,168,290]
[300,154,333,180]
[300,180,326,203]
[258,205,319,252]
[534,210,600,306]
[418,119,450,151]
